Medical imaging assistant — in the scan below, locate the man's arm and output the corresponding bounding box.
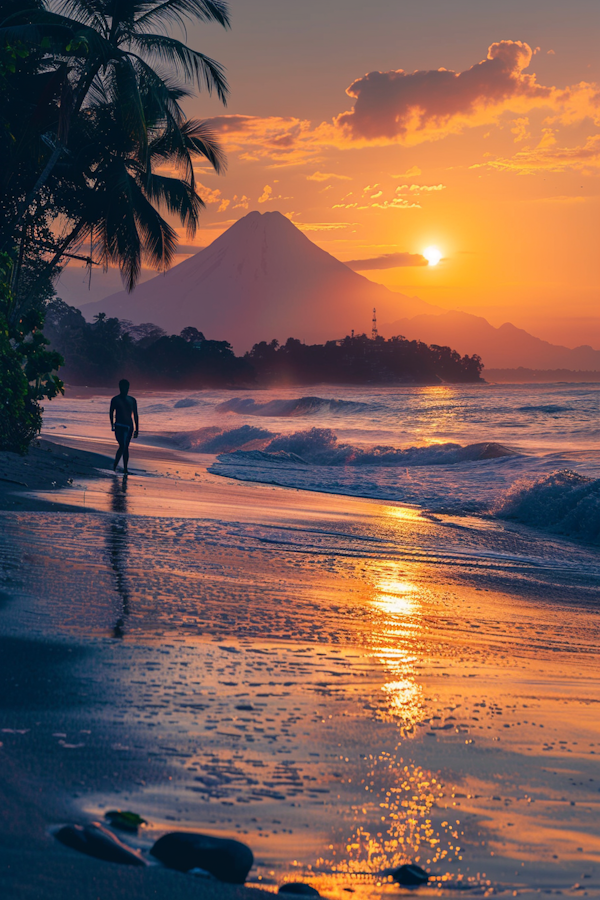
[133,398,139,437]
[109,397,115,431]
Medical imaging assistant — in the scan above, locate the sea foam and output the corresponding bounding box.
[495,469,600,543]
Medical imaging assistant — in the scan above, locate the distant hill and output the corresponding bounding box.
[80,211,439,352]
[381,310,600,370]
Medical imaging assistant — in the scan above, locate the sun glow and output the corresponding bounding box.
[423,245,442,266]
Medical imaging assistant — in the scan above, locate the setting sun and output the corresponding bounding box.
[423,246,443,266]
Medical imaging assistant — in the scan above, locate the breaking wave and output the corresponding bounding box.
[165,424,274,453]
[162,424,517,467]
[495,470,600,543]
[215,427,517,467]
[216,396,376,417]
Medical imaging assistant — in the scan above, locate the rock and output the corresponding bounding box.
[150,832,253,883]
[279,884,320,896]
[387,864,429,886]
[105,810,148,832]
[55,823,146,866]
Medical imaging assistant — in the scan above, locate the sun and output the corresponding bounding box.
[423,245,442,266]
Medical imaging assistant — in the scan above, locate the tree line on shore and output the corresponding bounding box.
[45,297,484,388]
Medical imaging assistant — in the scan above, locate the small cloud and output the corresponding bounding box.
[232,194,249,209]
[307,171,351,181]
[371,190,383,198]
[395,183,446,192]
[295,221,354,231]
[547,49,555,55]
[258,185,273,203]
[345,252,428,270]
[393,166,422,177]
[372,198,421,209]
[218,199,230,212]
[197,182,224,204]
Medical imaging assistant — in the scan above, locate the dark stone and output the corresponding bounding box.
[388,864,429,886]
[279,884,320,896]
[55,823,146,866]
[105,810,147,832]
[150,832,253,883]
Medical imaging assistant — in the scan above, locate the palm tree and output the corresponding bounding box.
[0,0,230,292]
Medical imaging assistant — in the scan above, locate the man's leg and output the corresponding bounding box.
[122,430,132,474]
[114,432,125,471]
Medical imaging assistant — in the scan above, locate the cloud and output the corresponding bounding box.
[232,194,249,209]
[202,45,600,166]
[371,198,421,209]
[393,166,422,177]
[203,115,323,165]
[473,132,600,174]
[336,41,553,142]
[258,185,273,203]
[307,171,351,181]
[295,222,355,231]
[345,252,428,270]
[395,183,446,192]
[196,182,225,204]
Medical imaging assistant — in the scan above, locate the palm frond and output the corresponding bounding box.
[50,0,107,35]
[128,34,228,103]
[179,117,226,173]
[129,175,178,273]
[139,171,203,236]
[132,0,230,32]
[110,56,148,149]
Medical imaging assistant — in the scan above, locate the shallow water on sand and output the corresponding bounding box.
[1,456,600,897]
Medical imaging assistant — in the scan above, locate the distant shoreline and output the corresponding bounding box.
[484,367,600,383]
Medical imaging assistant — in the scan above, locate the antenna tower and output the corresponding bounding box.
[371,307,378,340]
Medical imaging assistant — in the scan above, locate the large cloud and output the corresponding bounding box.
[345,252,428,270]
[336,41,552,141]
[202,44,599,167]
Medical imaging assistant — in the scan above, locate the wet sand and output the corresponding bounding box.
[1,435,599,898]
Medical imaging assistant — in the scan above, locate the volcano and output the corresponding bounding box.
[80,210,438,350]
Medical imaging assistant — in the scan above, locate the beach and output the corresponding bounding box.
[1,383,599,898]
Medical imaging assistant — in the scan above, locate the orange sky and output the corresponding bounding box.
[61,0,600,343]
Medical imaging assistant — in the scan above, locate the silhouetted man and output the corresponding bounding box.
[109,379,139,474]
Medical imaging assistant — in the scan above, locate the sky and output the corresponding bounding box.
[60,0,600,345]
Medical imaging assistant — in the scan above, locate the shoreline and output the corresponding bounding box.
[2,423,600,898]
[0,438,113,512]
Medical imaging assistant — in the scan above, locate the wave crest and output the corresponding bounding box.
[216,396,374,417]
[495,469,600,543]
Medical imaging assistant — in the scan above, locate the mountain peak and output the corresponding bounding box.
[81,212,439,350]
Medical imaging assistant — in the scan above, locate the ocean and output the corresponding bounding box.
[43,381,600,540]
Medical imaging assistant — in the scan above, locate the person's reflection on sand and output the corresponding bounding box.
[107,476,130,638]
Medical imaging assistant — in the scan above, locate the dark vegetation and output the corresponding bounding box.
[45,298,484,387]
[0,0,230,450]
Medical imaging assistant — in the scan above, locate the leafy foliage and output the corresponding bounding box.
[0,253,63,453]
[0,0,230,448]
